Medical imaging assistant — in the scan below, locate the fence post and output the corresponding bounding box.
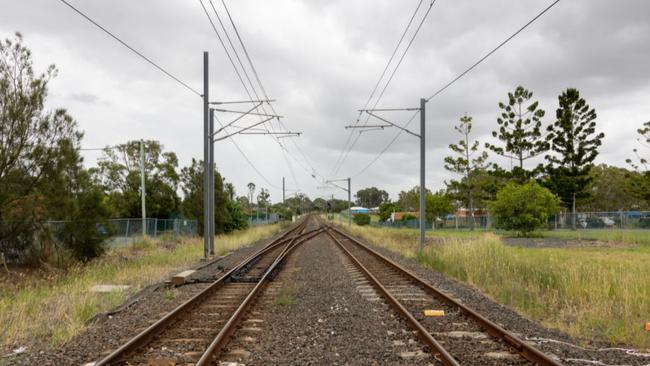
[125,219,130,246]
[154,218,158,238]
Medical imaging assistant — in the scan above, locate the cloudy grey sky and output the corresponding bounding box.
[1,0,649,203]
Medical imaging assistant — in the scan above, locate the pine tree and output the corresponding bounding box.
[544,88,604,229]
[486,86,547,181]
[444,114,488,228]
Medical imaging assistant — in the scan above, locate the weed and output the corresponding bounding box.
[273,284,298,306]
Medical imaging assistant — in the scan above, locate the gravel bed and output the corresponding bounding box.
[6,228,289,366]
[337,227,650,366]
[225,230,435,365]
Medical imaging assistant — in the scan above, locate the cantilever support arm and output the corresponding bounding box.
[214,102,263,134]
[213,116,275,142]
[365,111,420,138]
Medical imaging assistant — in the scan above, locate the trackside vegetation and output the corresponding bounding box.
[339,223,650,348]
[0,223,285,350]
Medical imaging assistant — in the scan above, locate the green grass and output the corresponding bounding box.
[0,223,287,350]
[339,224,650,348]
[273,284,298,306]
[541,229,650,246]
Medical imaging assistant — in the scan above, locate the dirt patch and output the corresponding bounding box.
[502,236,638,249]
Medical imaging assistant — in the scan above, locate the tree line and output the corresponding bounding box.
[0,34,267,263]
[355,86,649,231]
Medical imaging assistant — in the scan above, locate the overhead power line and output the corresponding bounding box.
[331,0,425,176]
[426,0,561,101]
[352,0,562,178]
[333,0,437,176]
[57,0,201,97]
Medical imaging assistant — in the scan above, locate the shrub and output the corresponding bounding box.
[353,213,371,226]
[488,181,561,236]
[401,214,418,222]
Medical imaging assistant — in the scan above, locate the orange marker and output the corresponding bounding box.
[424,309,445,317]
[645,322,650,331]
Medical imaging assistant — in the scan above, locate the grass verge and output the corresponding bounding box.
[0,223,286,350]
[541,229,650,246]
[338,223,650,348]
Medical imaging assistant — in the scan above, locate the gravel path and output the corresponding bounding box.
[223,229,434,365]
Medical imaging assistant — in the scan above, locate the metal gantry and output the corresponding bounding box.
[324,177,352,226]
[347,99,427,252]
[202,52,300,259]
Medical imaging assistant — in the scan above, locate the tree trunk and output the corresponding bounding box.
[469,192,475,231]
[571,192,576,230]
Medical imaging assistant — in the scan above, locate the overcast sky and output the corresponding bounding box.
[1,0,649,203]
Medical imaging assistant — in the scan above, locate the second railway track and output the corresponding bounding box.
[326,224,562,366]
[94,216,325,366]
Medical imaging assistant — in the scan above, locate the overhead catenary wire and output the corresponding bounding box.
[199,0,299,190]
[351,0,562,178]
[219,0,325,181]
[330,0,426,176]
[333,0,437,176]
[57,0,201,97]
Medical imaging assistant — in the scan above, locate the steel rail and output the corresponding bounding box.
[95,218,311,365]
[197,225,327,365]
[326,230,460,366]
[328,225,562,366]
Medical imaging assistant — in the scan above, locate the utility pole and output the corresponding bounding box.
[202,51,209,260]
[349,99,426,252]
[325,178,351,227]
[347,177,352,227]
[209,108,215,256]
[419,98,426,253]
[282,177,285,204]
[140,139,146,236]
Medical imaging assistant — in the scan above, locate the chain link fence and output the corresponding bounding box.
[247,212,280,227]
[47,218,198,247]
[335,211,650,231]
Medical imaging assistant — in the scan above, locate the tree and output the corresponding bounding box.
[425,191,453,226]
[581,164,645,211]
[486,86,547,181]
[544,88,604,229]
[397,186,431,211]
[179,158,246,234]
[256,188,270,207]
[93,140,180,219]
[355,187,389,208]
[378,202,400,221]
[0,33,108,262]
[489,182,561,236]
[625,121,650,205]
[444,114,489,227]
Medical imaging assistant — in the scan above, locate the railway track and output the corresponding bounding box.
[326,224,563,366]
[94,216,325,366]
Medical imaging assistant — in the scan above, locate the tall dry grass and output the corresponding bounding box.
[0,223,286,349]
[340,224,650,348]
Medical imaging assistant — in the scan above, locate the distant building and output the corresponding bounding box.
[350,206,370,214]
[390,211,419,222]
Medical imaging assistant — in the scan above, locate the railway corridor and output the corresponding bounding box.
[87,216,569,366]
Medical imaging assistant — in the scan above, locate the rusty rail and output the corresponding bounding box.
[328,225,562,366]
[95,218,312,365]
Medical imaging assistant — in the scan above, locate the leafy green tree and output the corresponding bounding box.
[489,182,561,236]
[581,164,646,211]
[425,191,453,225]
[486,86,547,181]
[378,202,400,221]
[93,140,180,219]
[179,158,246,234]
[0,33,108,262]
[257,188,270,207]
[397,186,431,211]
[355,187,389,208]
[544,88,604,229]
[444,114,489,227]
